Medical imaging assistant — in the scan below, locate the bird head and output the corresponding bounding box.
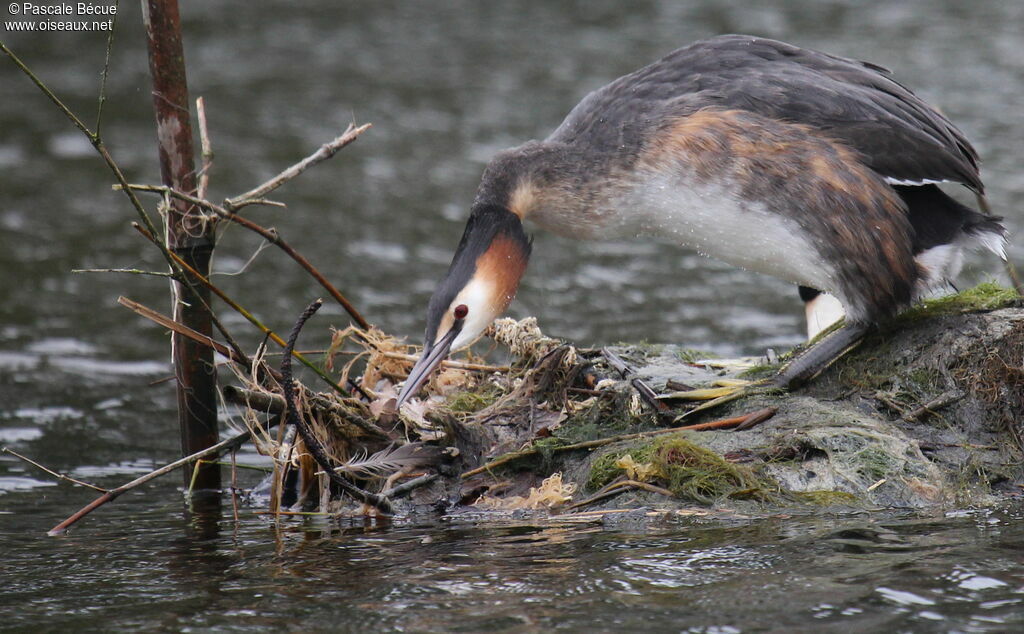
[396,204,531,407]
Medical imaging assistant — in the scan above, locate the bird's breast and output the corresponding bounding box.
[527,171,840,297]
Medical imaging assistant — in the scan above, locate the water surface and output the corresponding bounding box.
[2,1,1022,630]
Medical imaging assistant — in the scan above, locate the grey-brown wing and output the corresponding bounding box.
[550,35,982,192]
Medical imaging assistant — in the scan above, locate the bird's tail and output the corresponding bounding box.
[894,185,1007,295]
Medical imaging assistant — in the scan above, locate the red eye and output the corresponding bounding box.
[453,304,469,320]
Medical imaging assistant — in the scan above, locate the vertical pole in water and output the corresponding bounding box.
[142,0,220,492]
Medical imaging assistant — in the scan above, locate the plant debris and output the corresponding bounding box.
[222,287,1023,521]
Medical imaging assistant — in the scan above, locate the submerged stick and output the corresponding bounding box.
[564,485,630,511]
[567,478,676,511]
[143,0,220,491]
[48,418,279,535]
[2,447,107,492]
[280,299,393,513]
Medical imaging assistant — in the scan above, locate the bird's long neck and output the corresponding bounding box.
[474,140,640,243]
[474,141,598,219]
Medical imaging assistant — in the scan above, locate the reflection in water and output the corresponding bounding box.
[1,0,1023,630]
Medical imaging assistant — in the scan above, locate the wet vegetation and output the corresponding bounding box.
[213,284,1024,521]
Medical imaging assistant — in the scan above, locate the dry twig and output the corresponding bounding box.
[224,123,371,210]
[119,296,250,368]
[903,391,964,422]
[124,185,369,329]
[132,222,346,396]
[72,268,173,278]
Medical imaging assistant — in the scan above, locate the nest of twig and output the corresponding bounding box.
[233,312,595,516]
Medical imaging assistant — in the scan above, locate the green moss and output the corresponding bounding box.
[815,283,1017,391]
[588,434,773,504]
[893,367,945,404]
[611,341,664,358]
[738,363,778,380]
[900,283,1019,323]
[826,336,899,390]
[950,453,993,503]
[655,436,767,503]
[445,387,501,414]
[674,348,712,363]
[589,451,632,490]
[854,446,896,481]
[588,439,663,490]
[528,436,569,472]
[793,490,860,506]
[907,367,943,391]
[557,391,649,444]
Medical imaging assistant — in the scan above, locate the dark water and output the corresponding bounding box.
[2,1,1022,631]
[2,496,1023,631]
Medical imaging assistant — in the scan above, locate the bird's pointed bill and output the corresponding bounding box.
[396,325,461,408]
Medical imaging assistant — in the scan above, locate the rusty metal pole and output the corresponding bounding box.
[142,0,220,491]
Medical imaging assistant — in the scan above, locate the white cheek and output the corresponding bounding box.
[450,310,495,351]
[447,277,502,351]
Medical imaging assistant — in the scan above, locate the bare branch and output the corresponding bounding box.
[131,222,349,398]
[224,122,371,210]
[1,42,168,260]
[122,183,370,329]
[94,0,121,136]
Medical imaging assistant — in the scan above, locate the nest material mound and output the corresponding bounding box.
[237,284,1024,518]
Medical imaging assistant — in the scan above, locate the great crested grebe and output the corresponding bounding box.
[396,34,1006,407]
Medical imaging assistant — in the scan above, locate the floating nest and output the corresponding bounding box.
[228,285,1024,520]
